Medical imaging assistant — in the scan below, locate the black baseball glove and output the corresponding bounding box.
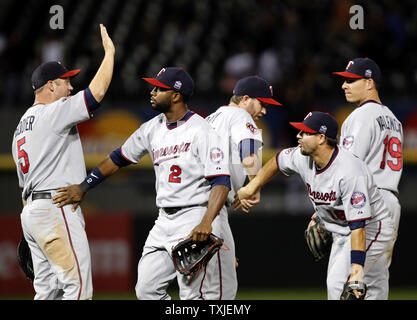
[172,233,223,283]
[304,215,333,261]
[340,281,367,300]
[17,235,34,282]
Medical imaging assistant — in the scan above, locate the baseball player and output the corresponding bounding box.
[53,67,237,300]
[234,111,395,299]
[332,57,403,299]
[11,25,115,300]
[206,75,282,212]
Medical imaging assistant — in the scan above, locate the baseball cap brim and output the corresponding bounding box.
[289,122,317,133]
[332,71,363,79]
[142,77,171,89]
[59,69,81,78]
[257,97,283,106]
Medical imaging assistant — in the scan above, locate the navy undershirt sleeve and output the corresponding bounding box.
[207,175,231,189]
[84,87,100,112]
[110,147,132,167]
[348,220,365,230]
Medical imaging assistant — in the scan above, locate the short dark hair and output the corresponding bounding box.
[326,136,338,148]
[230,95,244,105]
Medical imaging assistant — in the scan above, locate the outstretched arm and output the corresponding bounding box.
[236,153,262,213]
[88,24,115,102]
[233,155,280,208]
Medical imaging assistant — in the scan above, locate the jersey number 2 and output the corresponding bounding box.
[380,135,402,171]
[168,165,182,183]
[17,137,30,174]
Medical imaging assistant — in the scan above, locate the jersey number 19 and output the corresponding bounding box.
[380,135,402,171]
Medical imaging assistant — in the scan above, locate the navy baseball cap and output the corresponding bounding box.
[233,76,282,106]
[142,67,194,98]
[31,61,81,91]
[333,57,381,83]
[289,111,338,139]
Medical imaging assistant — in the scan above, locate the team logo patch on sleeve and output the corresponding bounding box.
[351,191,366,208]
[210,147,224,164]
[246,122,257,134]
[342,136,354,149]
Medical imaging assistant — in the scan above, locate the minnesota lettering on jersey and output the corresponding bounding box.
[306,183,337,205]
[375,115,402,133]
[153,141,191,165]
[14,115,35,137]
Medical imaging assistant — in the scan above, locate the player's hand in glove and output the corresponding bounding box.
[341,264,366,299]
[340,279,367,300]
[304,213,333,261]
[17,236,34,282]
[53,185,85,211]
[172,233,224,283]
[188,217,213,242]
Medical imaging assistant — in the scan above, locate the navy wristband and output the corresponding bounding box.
[351,250,366,266]
[82,167,105,192]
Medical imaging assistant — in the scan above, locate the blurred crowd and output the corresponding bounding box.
[0,0,415,124]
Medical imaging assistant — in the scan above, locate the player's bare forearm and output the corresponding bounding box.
[351,227,366,252]
[242,153,261,178]
[243,155,278,197]
[89,24,115,102]
[233,155,279,211]
[349,227,366,298]
[189,185,230,242]
[97,156,121,176]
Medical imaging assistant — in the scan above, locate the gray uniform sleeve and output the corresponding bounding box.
[49,90,92,135]
[340,113,373,160]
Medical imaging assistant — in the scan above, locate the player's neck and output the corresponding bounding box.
[357,91,381,106]
[33,93,57,105]
[165,107,189,123]
[313,145,336,170]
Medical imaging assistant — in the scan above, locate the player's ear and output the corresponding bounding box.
[47,80,55,92]
[366,79,374,91]
[171,92,182,104]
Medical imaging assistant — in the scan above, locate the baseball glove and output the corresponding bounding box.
[304,215,332,261]
[172,233,223,283]
[17,235,34,282]
[340,281,367,300]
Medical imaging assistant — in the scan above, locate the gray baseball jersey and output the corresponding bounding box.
[12,90,91,199]
[120,111,230,208]
[340,100,403,193]
[206,106,263,204]
[277,146,390,235]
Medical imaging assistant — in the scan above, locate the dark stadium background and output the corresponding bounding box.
[0,0,416,299]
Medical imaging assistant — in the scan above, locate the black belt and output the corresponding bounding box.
[162,203,207,215]
[31,192,52,200]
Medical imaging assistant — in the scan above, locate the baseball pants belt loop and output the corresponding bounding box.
[31,192,52,200]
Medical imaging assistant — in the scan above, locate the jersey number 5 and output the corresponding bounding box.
[380,135,402,171]
[17,137,30,174]
[168,165,182,183]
